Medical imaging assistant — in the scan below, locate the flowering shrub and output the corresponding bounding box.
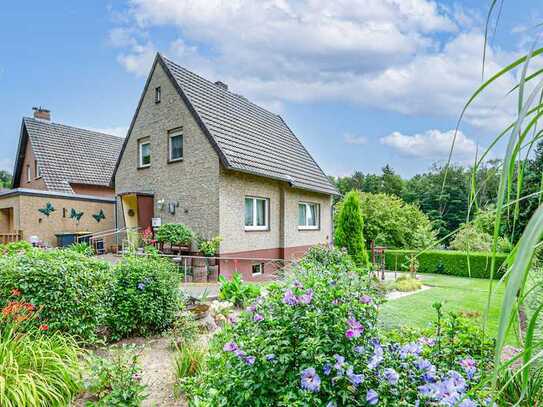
[218,273,261,307]
[107,255,180,340]
[183,246,382,405]
[0,249,112,342]
[183,247,495,406]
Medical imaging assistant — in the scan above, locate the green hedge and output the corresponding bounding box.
[374,249,509,279]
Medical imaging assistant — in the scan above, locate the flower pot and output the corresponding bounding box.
[193,265,207,282]
[208,265,219,282]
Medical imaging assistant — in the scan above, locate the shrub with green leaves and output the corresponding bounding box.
[84,344,147,406]
[67,241,95,256]
[383,249,508,279]
[0,249,112,342]
[155,223,194,246]
[0,240,33,255]
[107,256,180,340]
[0,304,82,406]
[218,273,261,307]
[393,276,422,292]
[334,190,369,266]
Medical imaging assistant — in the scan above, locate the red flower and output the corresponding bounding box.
[10,288,21,297]
[39,324,49,331]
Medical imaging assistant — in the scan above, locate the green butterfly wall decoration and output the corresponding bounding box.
[92,209,106,223]
[70,208,84,222]
[38,202,55,216]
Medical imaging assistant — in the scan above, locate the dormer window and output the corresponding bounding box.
[138,138,151,168]
[155,86,161,104]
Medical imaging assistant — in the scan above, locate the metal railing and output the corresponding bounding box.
[0,231,22,244]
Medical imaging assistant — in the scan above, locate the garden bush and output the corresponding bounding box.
[182,247,495,405]
[0,301,82,406]
[0,240,33,255]
[382,249,509,279]
[0,249,112,342]
[107,255,180,340]
[155,223,194,246]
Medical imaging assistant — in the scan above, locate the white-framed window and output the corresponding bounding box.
[35,160,41,178]
[169,131,183,162]
[244,196,269,230]
[252,263,264,276]
[298,202,320,230]
[138,138,151,168]
[155,86,161,103]
[26,165,32,182]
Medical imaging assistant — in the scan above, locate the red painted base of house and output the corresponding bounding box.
[218,245,316,282]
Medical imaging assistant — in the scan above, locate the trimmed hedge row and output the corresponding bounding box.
[375,249,509,279]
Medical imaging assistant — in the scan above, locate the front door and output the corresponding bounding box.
[137,195,154,231]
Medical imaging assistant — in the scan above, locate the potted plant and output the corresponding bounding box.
[198,236,222,281]
[155,224,194,253]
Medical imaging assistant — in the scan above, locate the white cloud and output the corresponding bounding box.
[344,133,367,145]
[110,0,523,132]
[380,129,478,163]
[0,158,14,172]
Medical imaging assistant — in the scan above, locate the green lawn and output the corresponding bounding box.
[379,273,517,344]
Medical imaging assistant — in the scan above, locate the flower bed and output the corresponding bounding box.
[181,247,495,406]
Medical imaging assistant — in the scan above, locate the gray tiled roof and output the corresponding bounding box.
[161,55,338,195]
[22,117,123,193]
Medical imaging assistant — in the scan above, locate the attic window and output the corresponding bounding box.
[35,160,41,179]
[26,165,32,182]
[155,86,161,104]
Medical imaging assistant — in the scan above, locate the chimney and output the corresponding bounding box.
[214,81,228,91]
[33,107,51,121]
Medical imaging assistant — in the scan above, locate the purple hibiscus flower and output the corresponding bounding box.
[265,354,275,361]
[300,367,321,393]
[137,282,145,290]
[223,342,238,352]
[360,295,372,304]
[418,336,436,347]
[459,399,477,407]
[345,318,364,339]
[246,303,257,313]
[354,345,364,354]
[383,368,399,385]
[400,343,422,359]
[368,343,384,369]
[283,289,298,305]
[244,355,256,365]
[459,358,477,380]
[253,313,264,322]
[323,363,332,376]
[366,389,379,405]
[298,289,314,304]
[347,367,364,386]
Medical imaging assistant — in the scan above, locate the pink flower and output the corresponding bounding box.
[345,318,364,340]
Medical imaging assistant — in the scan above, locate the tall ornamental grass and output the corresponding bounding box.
[0,303,82,406]
[451,1,543,399]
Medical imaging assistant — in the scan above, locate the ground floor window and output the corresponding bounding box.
[252,262,264,276]
[298,202,319,229]
[245,196,269,230]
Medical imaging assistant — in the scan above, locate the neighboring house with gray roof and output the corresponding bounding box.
[114,53,337,280]
[0,109,122,248]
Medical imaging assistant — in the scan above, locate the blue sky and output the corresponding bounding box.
[0,1,540,178]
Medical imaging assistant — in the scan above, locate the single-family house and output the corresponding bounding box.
[0,108,123,249]
[113,53,338,279]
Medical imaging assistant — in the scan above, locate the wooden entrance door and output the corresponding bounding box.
[136,195,154,231]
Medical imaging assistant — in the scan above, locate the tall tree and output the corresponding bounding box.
[0,171,12,188]
[334,190,369,266]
